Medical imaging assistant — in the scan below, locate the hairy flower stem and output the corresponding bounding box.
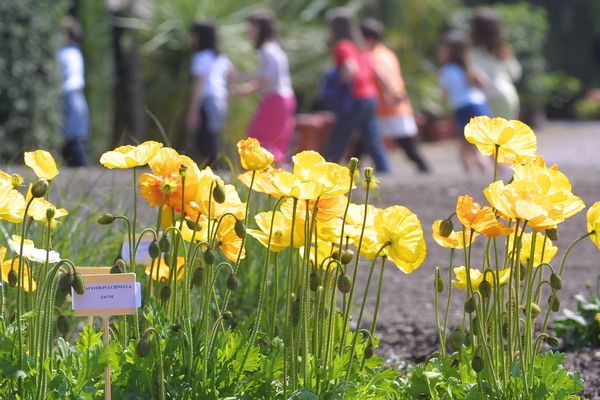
[559,232,592,276]
[441,249,455,354]
[339,182,371,355]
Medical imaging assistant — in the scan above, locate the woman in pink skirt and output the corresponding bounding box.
[236,10,296,163]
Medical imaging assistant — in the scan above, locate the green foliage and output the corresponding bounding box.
[0,0,67,161]
[400,350,583,400]
[574,98,600,120]
[554,293,600,348]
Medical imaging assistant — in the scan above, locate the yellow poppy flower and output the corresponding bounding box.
[373,206,426,274]
[431,220,477,249]
[452,266,510,290]
[247,211,305,252]
[279,196,347,224]
[484,165,584,230]
[344,203,378,239]
[456,195,513,237]
[1,256,36,292]
[24,150,59,180]
[216,216,245,262]
[507,231,557,267]
[139,147,199,209]
[0,170,12,190]
[0,188,26,223]
[292,151,353,197]
[237,138,274,171]
[587,202,600,250]
[464,116,537,163]
[186,184,246,222]
[99,141,163,169]
[239,168,322,200]
[145,256,185,282]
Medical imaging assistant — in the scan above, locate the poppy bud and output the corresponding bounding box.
[550,273,562,290]
[57,315,70,335]
[522,302,541,318]
[479,280,491,298]
[546,228,558,241]
[136,338,151,358]
[364,344,374,359]
[192,268,203,286]
[148,240,161,259]
[464,297,476,313]
[449,329,464,350]
[212,184,226,204]
[55,290,67,307]
[340,250,354,265]
[331,250,341,261]
[186,219,202,231]
[97,214,115,225]
[519,264,527,281]
[171,324,181,333]
[8,270,18,287]
[226,274,239,291]
[337,274,352,294]
[292,299,301,325]
[111,259,125,274]
[471,355,484,373]
[546,336,560,347]
[46,207,55,220]
[434,267,443,293]
[204,249,215,264]
[160,286,171,301]
[364,167,374,181]
[309,272,321,291]
[549,292,560,312]
[159,235,170,253]
[222,311,233,321]
[348,157,359,174]
[179,165,188,177]
[59,272,74,292]
[234,219,246,238]
[439,219,454,237]
[31,179,49,198]
[72,273,85,295]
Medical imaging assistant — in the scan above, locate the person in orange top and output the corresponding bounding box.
[361,19,430,173]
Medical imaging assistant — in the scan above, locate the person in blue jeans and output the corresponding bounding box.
[57,17,90,167]
[438,31,490,172]
[323,8,390,173]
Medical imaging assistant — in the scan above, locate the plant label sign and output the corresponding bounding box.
[72,273,138,317]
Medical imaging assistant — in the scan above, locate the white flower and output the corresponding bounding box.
[8,235,61,263]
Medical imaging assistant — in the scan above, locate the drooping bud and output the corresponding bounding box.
[204,249,216,264]
[97,214,115,225]
[546,228,558,241]
[160,286,171,301]
[549,292,560,312]
[159,235,170,253]
[192,268,203,287]
[234,219,246,238]
[56,315,70,335]
[337,274,352,294]
[522,303,541,318]
[331,250,341,261]
[479,280,491,297]
[112,259,126,274]
[212,184,226,204]
[8,270,18,287]
[464,297,476,313]
[439,219,454,237]
[58,273,74,292]
[448,329,464,350]
[148,240,161,259]
[471,355,484,373]
[31,178,49,198]
[72,273,85,295]
[340,250,354,265]
[550,273,562,290]
[309,272,321,291]
[136,338,151,358]
[364,344,374,359]
[546,336,560,347]
[226,274,240,291]
[222,311,233,321]
[186,219,202,231]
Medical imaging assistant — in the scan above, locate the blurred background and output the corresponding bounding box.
[2,0,599,163]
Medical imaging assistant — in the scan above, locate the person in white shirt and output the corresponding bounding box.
[57,17,89,166]
[186,21,234,166]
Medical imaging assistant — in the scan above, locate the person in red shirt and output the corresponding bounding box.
[323,8,390,173]
[361,18,430,173]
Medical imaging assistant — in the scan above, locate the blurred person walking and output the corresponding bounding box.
[470,8,521,119]
[361,18,430,173]
[438,31,490,172]
[236,10,296,164]
[186,21,234,167]
[57,17,90,167]
[323,8,390,173]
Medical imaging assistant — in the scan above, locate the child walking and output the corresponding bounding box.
[438,31,490,172]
